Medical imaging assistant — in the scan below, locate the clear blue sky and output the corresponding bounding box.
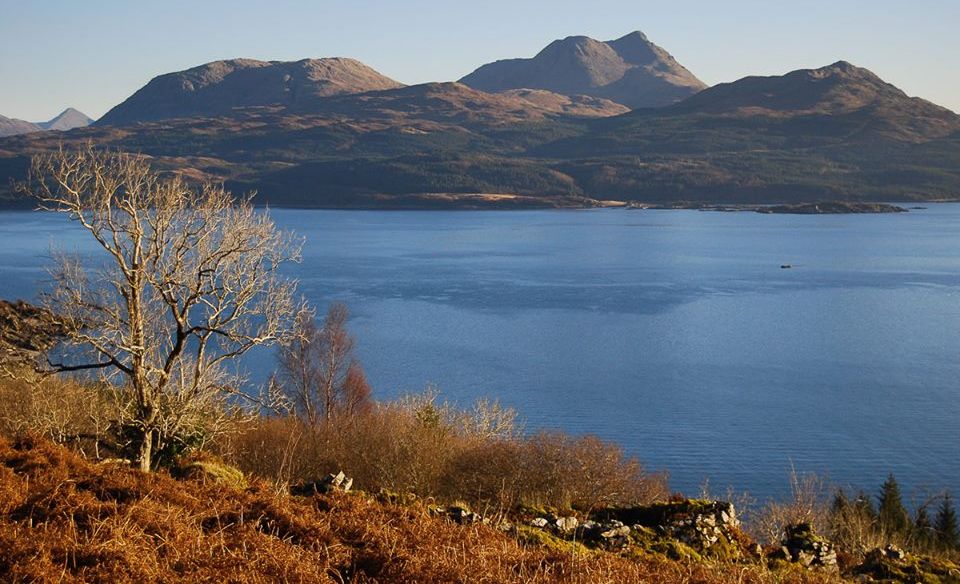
[2,0,958,121]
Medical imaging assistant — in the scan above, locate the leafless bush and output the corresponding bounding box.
[750,467,829,544]
[276,304,372,425]
[0,370,118,458]
[217,389,667,511]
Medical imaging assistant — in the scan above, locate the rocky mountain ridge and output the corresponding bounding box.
[459,31,707,108]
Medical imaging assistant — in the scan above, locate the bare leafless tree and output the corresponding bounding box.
[277,303,372,424]
[22,146,303,471]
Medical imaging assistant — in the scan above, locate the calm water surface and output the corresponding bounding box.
[2,207,959,501]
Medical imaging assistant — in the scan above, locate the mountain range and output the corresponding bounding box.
[0,108,92,137]
[1,31,958,208]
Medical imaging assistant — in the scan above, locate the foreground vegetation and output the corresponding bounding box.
[2,372,959,583]
[2,149,959,581]
[0,433,843,583]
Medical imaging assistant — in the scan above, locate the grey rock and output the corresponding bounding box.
[555,516,578,533]
[600,525,631,539]
[530,517,550,528]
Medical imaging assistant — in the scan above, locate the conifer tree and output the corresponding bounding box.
[855,489,877,520]
[877,474,911,536]
[914,504,934,548]
[935,493,959,550]
[832,489,850,515]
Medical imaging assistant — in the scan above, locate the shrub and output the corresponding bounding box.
[216,390,668,512]
[0,371,119,458]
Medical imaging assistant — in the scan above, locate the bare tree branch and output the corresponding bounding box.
[21,145,304,471]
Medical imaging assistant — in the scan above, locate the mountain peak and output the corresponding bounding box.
[459,31,706,109]
[827,59,857,70]
[669,61,959,141]
[97,57,404,126]
[39,108,93,131]
[806,60,876,79]
[616,30,650,42]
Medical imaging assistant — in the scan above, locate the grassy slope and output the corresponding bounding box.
[0,436,836,583]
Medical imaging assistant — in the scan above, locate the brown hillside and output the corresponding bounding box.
[97,58,405,126]
[0,436,836,583]
[0,114,41,138]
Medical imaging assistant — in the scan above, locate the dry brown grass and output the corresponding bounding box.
[0,435,843,583]
[217,397,669,514]
[0,372,118,457]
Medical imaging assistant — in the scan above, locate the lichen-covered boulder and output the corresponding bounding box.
[592,499,744,559]
[853,544,960,583]
[774,523,837,570]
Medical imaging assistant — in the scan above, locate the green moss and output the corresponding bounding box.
[628,525,658,543]
[179,460,247,489]
[515,503,560,518]
[514,525,590,555]
[854,553,960,584]
[701,536,740,561]
[648,540,703,562]
[375,489,418,506]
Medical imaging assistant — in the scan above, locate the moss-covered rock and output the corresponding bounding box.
[592,498,743,559]
[648,540,704,562]
[176,460,247,489]
[594,499,738,530]
[773,523,837,571]
[513,498,763,566]
[514,525,590,555]
[515,503,561,520]
[852,545,960,583]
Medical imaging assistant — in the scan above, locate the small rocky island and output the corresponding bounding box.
[756,202,908,214]
[629,201,909,214]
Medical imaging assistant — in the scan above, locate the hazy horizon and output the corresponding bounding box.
[1,0,958,121]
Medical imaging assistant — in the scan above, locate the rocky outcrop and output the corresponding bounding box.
[0,300,66,367]
[291,471,354,496]
[431,505,484,525]
[773,523,838,570]
[853,544,960,583]
[519,499,746,560]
